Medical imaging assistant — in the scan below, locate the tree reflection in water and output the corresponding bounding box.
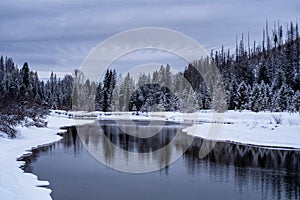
[21,120,300,200]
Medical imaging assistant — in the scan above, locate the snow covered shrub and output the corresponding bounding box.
[0,116,18,138]
[288,119,299,126]
[272,114,283,124]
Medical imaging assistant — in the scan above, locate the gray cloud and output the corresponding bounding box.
[0,0,299,76]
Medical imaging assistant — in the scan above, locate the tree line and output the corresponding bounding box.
[185,21,300,112]
[73,21,300,113]
[0,58,74,137]
[0,20,299,137]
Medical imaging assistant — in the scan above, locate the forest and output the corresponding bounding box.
[0,21,299,137]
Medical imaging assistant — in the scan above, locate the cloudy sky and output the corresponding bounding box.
[0,0,299,78]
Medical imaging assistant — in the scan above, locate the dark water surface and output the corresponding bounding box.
[21,120,300,200]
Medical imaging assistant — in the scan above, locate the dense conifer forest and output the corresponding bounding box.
[1,21,299,137]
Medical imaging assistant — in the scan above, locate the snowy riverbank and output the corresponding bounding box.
[0,115,95,200]
[0,110,299,200]
[54,109,300,148]
[182,111,300,149]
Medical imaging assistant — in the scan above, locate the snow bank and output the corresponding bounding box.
[0,115,94,200]
[55,109,300,148]
[183,111,300,148]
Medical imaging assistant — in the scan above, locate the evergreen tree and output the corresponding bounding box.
[291,91,300,112]
[20,62,30,97]
[0,56,4,85]
[228,79,239,110]
[250,83,262,112]
[95,82,103,111]
[257,58,270,84]
[236,81,249,110]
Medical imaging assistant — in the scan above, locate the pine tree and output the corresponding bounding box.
[211,79,227,112]
[272,85,288,112]
[20,62,30,97]
[61,74,73,110]
[72,84,79,110]
[250,83,262,112]
[273,69,286,90]
[236,81,249,110]
[286,86,295,112]
[228,79,238,110]
[260,81,271,111]
[257,58,270,84]
[95,82,103,111]
[0,56,4,85]
[291,91,300,112]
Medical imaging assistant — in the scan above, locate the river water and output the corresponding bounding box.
[21,120,300,200]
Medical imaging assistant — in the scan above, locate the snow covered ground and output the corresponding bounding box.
[0,114,94,200]
[182,111,300,149]
[0,110,299,200]
[53,109,300,148]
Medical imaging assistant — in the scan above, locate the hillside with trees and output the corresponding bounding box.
[0,21,299,137]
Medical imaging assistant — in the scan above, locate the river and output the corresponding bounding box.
[21,120,300,200]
